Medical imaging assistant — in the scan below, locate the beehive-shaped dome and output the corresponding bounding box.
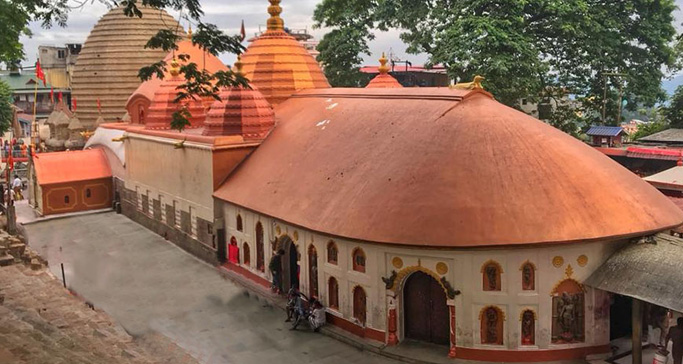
[145,60,206,130]
[204,57,275,138]
[240,0,329,105]
[71,6,183,128]
[366,53,403,88]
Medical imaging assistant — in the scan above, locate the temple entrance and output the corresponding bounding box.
[403,271,449,345]
[279,235,299,292]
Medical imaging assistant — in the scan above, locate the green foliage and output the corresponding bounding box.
[663,85,683,128]
[314,0,679,124]
[0,80,13,135]
[632,120,670,140]
[546,104,585,138]
[170,107,191,132]
[316,28,372,87]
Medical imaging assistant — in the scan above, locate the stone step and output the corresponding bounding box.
[0,254,14,266]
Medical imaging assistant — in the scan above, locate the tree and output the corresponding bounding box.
[0,80,14,135]
[663,85,683,128]
[316,28,373,87]
[314,0,679,125]
[2,0,248,128]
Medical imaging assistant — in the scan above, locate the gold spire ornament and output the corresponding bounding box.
[267,0,284,31]
[378,52,390,75]
[187,24,192,40]
[452,75,485,90]
[169,58,180,77]
[234,55,244,75]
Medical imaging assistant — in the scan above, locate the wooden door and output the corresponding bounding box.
[404,271,449,344]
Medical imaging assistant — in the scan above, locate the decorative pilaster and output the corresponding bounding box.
[387,291,398,345]
[448,304,456,358]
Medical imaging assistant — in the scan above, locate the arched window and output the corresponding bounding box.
[86,188,91,198]
[328,277,339,309]
[242,243,250,266]
[352,248,366,273]
[308,245,319,298]
[327,241,338,264]
[521,310,536,346]
[481,260,502,291]
[236,214,243,232]
[64,195,70,204]
[551,279,585,343]
[255,222,264,272]
[479,306,504,345]
[353,286,367,325]
[521,261,536,291]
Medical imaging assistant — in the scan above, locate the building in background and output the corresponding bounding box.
[361,61,448,87]
[0,67,69,120]
[38,44,81,89]
[586,126,626,147]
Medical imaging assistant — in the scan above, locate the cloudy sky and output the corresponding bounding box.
[18,0,683,70]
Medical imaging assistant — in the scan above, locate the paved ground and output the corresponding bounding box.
[23,212,398,364]
[0,264,197,364]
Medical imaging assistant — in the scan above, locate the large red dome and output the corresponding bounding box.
[215,88,683,247]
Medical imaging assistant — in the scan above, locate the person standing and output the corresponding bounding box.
[269,249,284,294]
[12,174,22,200]
[666,317,683,364]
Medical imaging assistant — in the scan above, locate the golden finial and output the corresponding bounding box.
[267,0,284,31]
[79,130,94,140]
[234,55,243,75]
[169,58,180,77]
[452,75,485,90]
[187,24,192,40]
[378,52,389,75]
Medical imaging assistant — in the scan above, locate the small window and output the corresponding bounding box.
[85,188,91,198]
[482,260,502,291]
[328,277,339,309]
[207,224,213,235]
[242,242,250,266]
[327,241,338,264]
[521,98,528,105]
[64,195,70,204]
[352,248,366,273]
[236,214,243,232]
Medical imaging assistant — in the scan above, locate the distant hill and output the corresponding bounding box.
[663,74,683,96]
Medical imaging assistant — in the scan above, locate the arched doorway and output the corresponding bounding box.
[279,235,299,292]
[403,271,449,345]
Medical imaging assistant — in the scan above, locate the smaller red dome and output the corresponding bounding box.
[366,53,403,89]
[203,57,275,139]
[145,60,206,130]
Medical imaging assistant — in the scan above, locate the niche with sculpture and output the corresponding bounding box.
[482,260,502,291]
[551,279,585,343]
[480,306,504,345]
[521,309,536,345]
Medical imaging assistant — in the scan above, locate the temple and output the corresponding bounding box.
[28,1,683,362]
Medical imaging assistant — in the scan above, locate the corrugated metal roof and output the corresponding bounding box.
[584,234,683,312]
[639,128,683,143]
[0,72,53,92]
[586,125,625,137]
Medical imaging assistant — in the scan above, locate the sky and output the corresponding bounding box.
[18,0,683,71]
[18,0,429,68]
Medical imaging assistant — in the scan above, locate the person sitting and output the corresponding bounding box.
[290,290,308,330]
[308,300,326,332]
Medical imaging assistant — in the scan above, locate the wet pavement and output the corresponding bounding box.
[23,211,398,364]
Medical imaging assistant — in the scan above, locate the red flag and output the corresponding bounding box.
[97,98,101,113]
[50,87,54,104]
[72,96,77,111]
[58,91,63,102]
[239,20,246,42]
[7,140,13,171]
[35,60,46,86]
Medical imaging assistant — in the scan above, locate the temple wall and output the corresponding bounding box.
[218,200,624,360]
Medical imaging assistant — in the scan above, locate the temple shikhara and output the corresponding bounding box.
[25,1,683,362]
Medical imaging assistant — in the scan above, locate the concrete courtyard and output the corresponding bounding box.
[23,211,398,364]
